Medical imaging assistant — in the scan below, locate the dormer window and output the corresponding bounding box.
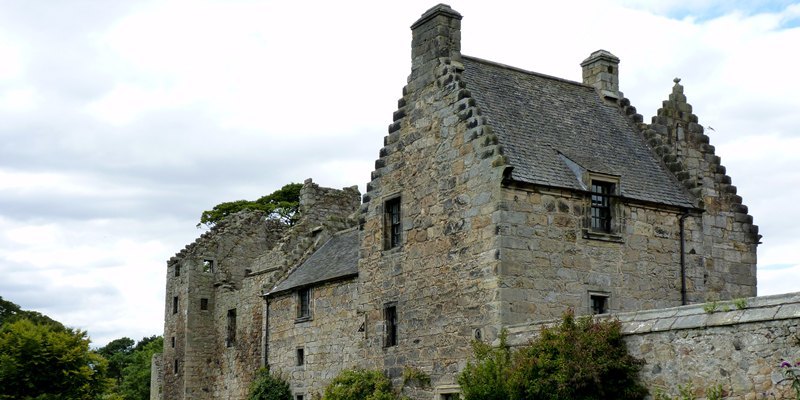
[590,181,614,233]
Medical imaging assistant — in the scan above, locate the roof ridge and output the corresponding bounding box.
[462,55,590,90]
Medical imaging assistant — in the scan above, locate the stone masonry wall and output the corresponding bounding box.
[162,211,280,400]
[267,279,363,399]
[506,292,800,399]
[620,79,759,302]
[150,353,163,400]
[357,5,508,398]
[498,185,688,324]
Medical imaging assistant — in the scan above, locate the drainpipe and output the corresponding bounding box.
[679,210,690,305]
[262,294,270,367]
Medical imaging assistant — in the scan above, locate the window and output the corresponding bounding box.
[590,293,609,315]
[226,309,236,347]
[384,304,397,347]
[441,394,460,400]
[173,359,179,374]
[296,395,304,400]
[172,296,178,314]
[202,259,214,273]
[174,265,180,277]
[171,336,175,348]
[590,181,613,232]
[296,348,304,366]
[200,298,209,311]
[385,197,402,249]
[296,288,311,320]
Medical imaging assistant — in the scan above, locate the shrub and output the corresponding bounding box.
[458,331,513,400]
[459,310,648,400]
[248,367,291,400]
[322,369,398,400]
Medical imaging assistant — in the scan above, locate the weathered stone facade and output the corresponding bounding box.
[507,293,800,399]
[155,4,770,399]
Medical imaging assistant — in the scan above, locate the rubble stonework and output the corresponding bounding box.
[155,4,771,399]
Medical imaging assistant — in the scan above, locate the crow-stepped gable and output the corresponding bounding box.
[151,5,784,400]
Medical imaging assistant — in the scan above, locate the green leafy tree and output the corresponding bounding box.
[247,367,292,400]
[118,337,163,400]
[458,331,513,400]
[459,310,647,400]
[199,183,303,227]
[0,296,64,328]
[98,337,135,386]
[0,318,109,400]
[322,369,398,400]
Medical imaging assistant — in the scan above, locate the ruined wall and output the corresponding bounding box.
[506,293,800,399]
[628,80,759,302]
[267,279,363,398]
[162,211,280,399]
[498,186,688,324]
[356,5,507,397]
[150,353,163,400]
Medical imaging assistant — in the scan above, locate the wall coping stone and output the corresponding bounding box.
[505,291,800,346]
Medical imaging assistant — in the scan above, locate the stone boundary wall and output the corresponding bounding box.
[506,292,800,399]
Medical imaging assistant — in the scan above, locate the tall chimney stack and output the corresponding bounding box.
[581,49,620,101]
[410,4,462,85]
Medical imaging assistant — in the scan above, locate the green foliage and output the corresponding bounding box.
[117,337,163,400]
[733,298,748,310]
[703,301,719,314]
[459,310,647,400]
[322,369,399,400]
[401,366,430,388]
[653,382,726,400]
[458,331,513,400]
[0,296,64,328]
[199,183,303,227]
[705,383,724,400]
[248,367,292,400]
[0,318,109,400]
[779,359,800,400]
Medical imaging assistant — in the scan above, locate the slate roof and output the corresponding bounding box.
[461,56,695,208]
[270,229,359,294]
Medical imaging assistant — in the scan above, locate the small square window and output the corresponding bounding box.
[202,259,214,273]
[384,197,402,249]
[590,294,609,315]
[200,298,209,311]
[441,394,460,400]
[384,304,397,347]
[296,348,304,366]
[296,288,311,320]
[172,296,179,314]
[296,395,304,400]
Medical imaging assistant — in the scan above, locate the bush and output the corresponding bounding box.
[248,367,292,400]
[322,369,398,400]
[459,310,648,400]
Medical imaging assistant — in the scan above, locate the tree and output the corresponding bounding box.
[118,337,163,400]
[0,296,64,328]
[458,310,648,400]
[322,369,398,400]
[247,367,291,400]
[198,183,303,227]
[98,337,135,386]
[0,318,109,400]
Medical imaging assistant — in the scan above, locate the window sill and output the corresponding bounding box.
[582,229,623,243]
[294,316,312,324]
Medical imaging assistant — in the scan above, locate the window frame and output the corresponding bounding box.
[296,347,304,366]
[296,287,312,322]
[583,175,623,241]
[589,292,610,315]
[590,180,614,233]
[226,309,237,347]
[384,196,402,250]
[200,298,209,311]
[384,303,398,348]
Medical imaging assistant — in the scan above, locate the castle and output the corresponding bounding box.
[153,4,787,399]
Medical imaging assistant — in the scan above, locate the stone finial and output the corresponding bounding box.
[581,49,620,100]
[410,4,463,83]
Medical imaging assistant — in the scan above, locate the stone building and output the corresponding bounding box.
[155,4,762,399]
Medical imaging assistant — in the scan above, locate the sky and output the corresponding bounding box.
[1,0,798,347]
